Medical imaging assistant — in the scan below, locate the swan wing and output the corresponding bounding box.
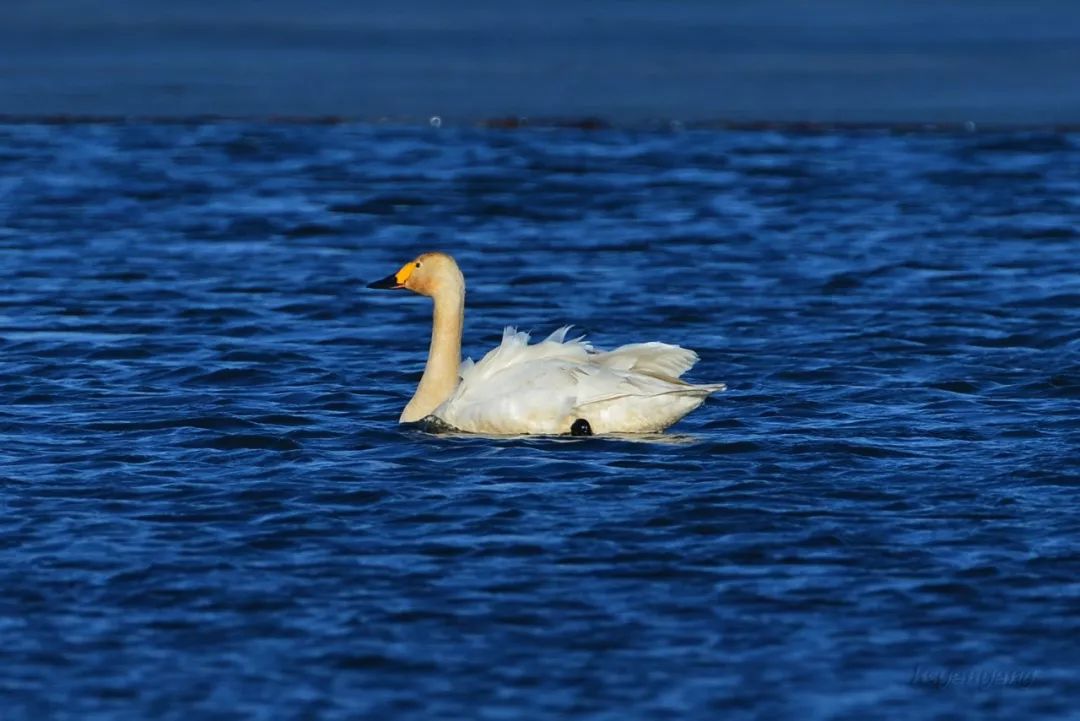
[437,327,588,433]
[436,327,724,435]
[457,326,590,387]
[592,341,700,378]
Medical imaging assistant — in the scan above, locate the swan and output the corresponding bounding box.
[367,252,725,435]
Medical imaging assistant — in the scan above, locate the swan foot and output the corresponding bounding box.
[570,419,593,436]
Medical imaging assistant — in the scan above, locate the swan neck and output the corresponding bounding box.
[400,284,463,422]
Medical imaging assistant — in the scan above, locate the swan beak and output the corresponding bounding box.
[368,262,416,290]
[367,273,406,290]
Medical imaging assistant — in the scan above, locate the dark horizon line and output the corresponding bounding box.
[2,114,1079,134]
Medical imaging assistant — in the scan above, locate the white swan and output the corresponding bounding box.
[367,252,725,435]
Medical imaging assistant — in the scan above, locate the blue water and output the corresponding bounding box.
[1,122,1077,719]
[6,1,1080,122]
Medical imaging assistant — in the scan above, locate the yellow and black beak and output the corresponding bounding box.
[367,273,405,290]
[367,262,415,290]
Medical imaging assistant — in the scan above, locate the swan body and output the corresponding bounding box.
[368,252,724,435]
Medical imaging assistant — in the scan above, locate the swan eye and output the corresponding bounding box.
[415,262,422,268]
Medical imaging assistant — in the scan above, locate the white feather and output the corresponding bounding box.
[436,327,725,435]
[371,252,724,435]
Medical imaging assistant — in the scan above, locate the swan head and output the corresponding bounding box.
[367,252,463,298]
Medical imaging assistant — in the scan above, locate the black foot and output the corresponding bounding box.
[570,418,593,436]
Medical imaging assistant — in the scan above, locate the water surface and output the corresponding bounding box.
[5,0,1080,121]
[1,122,1077,719]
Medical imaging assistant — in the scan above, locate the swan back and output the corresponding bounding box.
[436,327,724,435]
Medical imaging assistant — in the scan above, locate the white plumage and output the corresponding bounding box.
[367,252,725,435]
[438,326,724,434]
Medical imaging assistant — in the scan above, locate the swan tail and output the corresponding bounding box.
[692,382,727,394]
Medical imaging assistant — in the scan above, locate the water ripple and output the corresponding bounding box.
[0,123,1077,721]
